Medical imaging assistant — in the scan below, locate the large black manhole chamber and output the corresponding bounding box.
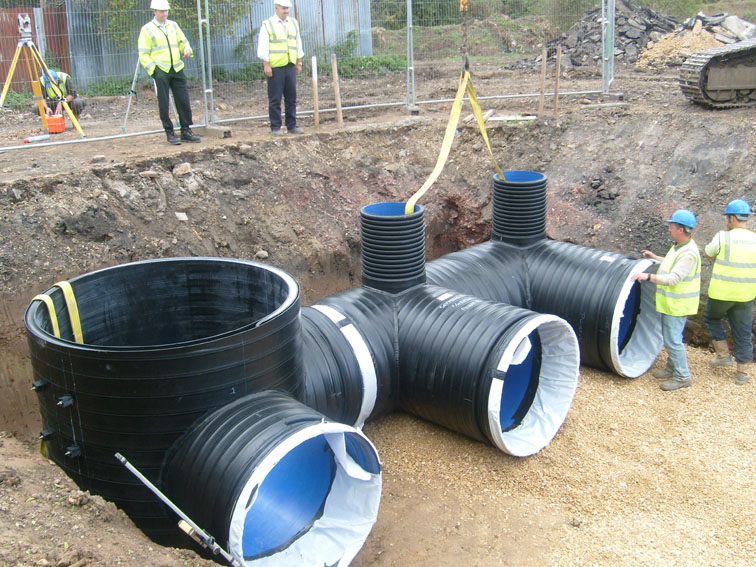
[24,257,303,541]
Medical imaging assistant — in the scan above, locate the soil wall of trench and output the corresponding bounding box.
[2,105,755,437]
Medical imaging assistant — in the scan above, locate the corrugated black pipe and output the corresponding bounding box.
[426,170,661,377]
[492,170,547,245]
[360,202,426,293]
[161,390,381,567]
[24,258,303,541]
[396,285,578,456]
[301,203,580,455]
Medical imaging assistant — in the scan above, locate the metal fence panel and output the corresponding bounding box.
[1,1,609,141]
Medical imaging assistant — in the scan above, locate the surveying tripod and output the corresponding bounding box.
[0,13,85,137]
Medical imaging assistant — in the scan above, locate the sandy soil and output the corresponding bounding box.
[2,48,756,567]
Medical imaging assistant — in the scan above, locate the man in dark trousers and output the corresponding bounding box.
[257,0,304,135]
[138,0,200,145]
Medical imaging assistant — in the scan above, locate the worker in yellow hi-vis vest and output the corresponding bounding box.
[704,199,756,385]
[632,210,701,392]
[138,0,200,145]
[257,0,304,135]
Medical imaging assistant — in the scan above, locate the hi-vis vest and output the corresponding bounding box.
[708,228,756,302]
[138,20,192,76]
[655,239,701,316]
[45,72,69,100]
[263,16,299,68]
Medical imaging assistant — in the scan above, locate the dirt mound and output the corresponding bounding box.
[636,25,723,68]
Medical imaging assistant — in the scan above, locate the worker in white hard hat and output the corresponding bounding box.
[138,0,200,145]
[257,0,305,135]
[632,209,701,391]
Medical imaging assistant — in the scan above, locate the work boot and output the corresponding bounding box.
[180,128,201,143]
[166,131,181,145]
[271,129,283,136]
[735,362,751,385]
[660,377,692,391]
[651,367,673,379]
[288,126,304,134]
[709,340,734,367]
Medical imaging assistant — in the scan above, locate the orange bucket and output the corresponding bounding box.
[47,114,65,134]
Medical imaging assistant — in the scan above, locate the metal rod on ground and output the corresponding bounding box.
[331,53,343,127]
[122,58,141,133]
[538,48,547,115]
[312,55,319,129]
[554,46,562,116]
[114,452,240,567]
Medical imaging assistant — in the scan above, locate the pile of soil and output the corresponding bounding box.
[2,58,756,567]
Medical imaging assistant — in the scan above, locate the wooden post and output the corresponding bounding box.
[538,48,547,115]
[330,53,343,128]
[554,46,562,116]
[311,55,319,129]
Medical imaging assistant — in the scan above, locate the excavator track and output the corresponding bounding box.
[679,40,756,108]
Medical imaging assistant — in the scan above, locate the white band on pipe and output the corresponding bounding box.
[228,421,381,567]
[487,314,579,457]
[313,304,378,429]
[610,259,662,377]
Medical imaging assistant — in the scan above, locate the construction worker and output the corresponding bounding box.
[704,199,756,385]
[41,69,86,119]
[138,0,200,145]
[257,0,304,135]
[632,210,701,391]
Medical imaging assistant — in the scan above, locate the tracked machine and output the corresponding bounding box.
[679,40,756,108]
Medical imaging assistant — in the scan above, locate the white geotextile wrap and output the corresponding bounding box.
[228,422,382,567]
[610,259,662,377]
[487,314,579,457]
[313,304,378,428]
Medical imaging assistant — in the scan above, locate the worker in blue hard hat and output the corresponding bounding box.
[41,69,86,119]
[632,209,701,391]
[703,199,756,385]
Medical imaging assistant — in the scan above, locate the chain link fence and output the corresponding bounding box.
[0,0,612,140]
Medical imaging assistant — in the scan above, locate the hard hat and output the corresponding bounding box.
[41,69,58,87]
[275,0,291,7]
[150,0,170,9]
[667,209,696,229]
[724,199,751,216]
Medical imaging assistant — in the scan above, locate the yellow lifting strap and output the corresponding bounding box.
[30,280,84,343]
[30,293,61,338]
[405,70,503,214]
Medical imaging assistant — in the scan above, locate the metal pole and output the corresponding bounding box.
[195,0,210,126]
[203,0,215,123]
[602,0,616,93]
[122,58,141,133]
[406,0,417,111]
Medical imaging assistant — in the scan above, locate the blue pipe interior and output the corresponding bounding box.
[499,330,542,431]
[495,170,546,184]
[618,282,641,352]
[241,435,335,559]
[362,202,420,216]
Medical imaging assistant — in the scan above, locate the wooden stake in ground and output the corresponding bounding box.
[554,46,562,116]
[538,48,547,115]
[312,55,319,129]
[331,53,343,128]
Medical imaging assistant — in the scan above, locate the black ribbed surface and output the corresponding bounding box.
[315,287,399,422]
[361,202,426,293]
[301,306,364,425]
[526,240,639,370]
[492,171,548,245]
[426,240,529,306]
[396,285,538,444]
[161,391,336,551]
[24,257,303,542]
